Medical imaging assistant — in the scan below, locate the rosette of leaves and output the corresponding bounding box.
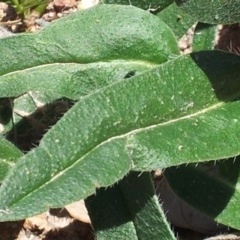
[0,2,240,239]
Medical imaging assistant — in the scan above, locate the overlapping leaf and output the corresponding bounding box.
[192,23,216,52]
[1,4,240,234]
[0,2,181,144]
[86,172,176,240]
[157,2,195,40]
[175,0,240,24]
[0,51,240,222]
[0,4,177,141]
[164,157,240,229]
[0,62,153,99]
[0,137,23,181]
[0,4,179,76]
[101,0,173,11]
[0,4,179,221]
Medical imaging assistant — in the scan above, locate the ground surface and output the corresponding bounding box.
[1,1,240,239]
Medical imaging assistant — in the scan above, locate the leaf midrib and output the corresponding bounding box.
[7,101,226,209]
[0,60,158,78]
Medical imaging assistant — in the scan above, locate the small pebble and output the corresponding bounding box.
[0,26,13,39]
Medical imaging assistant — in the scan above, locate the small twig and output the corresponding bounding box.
[0,19,21,26]
[205,232,240,240]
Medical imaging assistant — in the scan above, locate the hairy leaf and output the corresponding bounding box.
[86,172,176,240]
[175,0,240,24]
[0,4,178,145]
[0,51,240,221]
[157,2,195,40]
[0,136,23,181]
[192,23,217,52]
[0,62,152,100]
[86,185,138,240]
[119,172,176,239]
[5,91,72,151]
[0,4,179,76]
[101,0,173,11]
[164,157,240,230]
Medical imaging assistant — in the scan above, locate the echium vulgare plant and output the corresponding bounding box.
[0,0,240,239]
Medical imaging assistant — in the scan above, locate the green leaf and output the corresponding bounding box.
[12,91,64,126]
[86,184,138,240]
[101,0,173,11]
[0,4,179,221]
[175,0,240,24]
[86,172,176,240]
[0,136,23,181]
[0,138,131,220]
[0,4,179,77]
[119,172,175,239]
[0,51,240,221]
[0,62,153,100]
[164,157,240,230]
[192,22,217,52]
[157,2,196,40]
[5,91,72,151]
[0,3,178,151]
